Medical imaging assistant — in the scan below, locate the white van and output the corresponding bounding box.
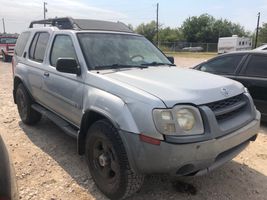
[218,35,252,54]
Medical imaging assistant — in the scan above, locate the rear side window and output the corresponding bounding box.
[200,55,243,74]
[15,32,30,56]
[244,55,267,77]
[29,32,49,62]
[50,35,77,67]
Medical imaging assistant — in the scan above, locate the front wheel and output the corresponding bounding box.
[85,120,144,200]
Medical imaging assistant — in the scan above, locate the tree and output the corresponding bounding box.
[135,21,158,43]
[258,23,267,45]
[127,24,134,31]
[156,27,184,42]
[181,14,248,43]
[135,22,184,43]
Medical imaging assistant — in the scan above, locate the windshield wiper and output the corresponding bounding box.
[141,62,176,66]
[94,64,148,70]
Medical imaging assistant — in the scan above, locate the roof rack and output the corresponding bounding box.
[29,17,134,33]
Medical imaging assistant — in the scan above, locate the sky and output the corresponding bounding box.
[0,0,267,34]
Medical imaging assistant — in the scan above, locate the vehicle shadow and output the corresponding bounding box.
[20,118,267,200]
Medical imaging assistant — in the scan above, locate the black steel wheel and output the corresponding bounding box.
[85,119,144,200]
[15,84,41,125]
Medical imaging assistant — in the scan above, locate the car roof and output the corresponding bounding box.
[253,44,267,50]
[29,17,133,33]
[220,50,267,56]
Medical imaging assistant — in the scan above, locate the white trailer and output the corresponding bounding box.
[217,35,252,54]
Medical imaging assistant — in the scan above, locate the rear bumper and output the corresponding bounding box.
[120,111,260,176]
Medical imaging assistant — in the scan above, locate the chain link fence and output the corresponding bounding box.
[158,41,218,52]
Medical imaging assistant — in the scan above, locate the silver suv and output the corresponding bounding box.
[13,17,260,199]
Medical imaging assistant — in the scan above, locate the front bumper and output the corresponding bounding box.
[120,111,260,176]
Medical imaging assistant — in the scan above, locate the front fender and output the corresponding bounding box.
[83,87,140,133]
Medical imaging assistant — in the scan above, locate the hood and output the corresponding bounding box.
[105,67,244,107]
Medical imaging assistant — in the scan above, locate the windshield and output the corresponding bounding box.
[77,33,171,70]
[0,37,17,44]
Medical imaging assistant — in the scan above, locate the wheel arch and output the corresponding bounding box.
[13,76,34,104]
[77,109,119,155]
[78,108,139,173]
[13,76,23,104]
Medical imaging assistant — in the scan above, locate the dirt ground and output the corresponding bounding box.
[0,58,267,200]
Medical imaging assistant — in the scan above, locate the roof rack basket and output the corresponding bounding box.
[29,17,76,29]
[29,17,133,33]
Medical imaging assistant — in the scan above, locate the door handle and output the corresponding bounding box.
[44,72,50,77]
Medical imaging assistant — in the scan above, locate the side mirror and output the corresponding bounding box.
[167,56,174,64]
[56,58,81,75]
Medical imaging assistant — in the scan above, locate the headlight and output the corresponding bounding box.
[176,109,195,131]
[153,105,204,136]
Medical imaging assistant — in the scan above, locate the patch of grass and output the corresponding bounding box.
[164,52,216,59]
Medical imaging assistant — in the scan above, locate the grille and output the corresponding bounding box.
[206,94,247,121]
[208,94,243,111]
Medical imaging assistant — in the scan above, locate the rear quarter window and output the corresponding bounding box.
[29,32,50,62]
[15,32,30,56]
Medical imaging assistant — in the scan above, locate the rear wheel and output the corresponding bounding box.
[15,84,41,125]
[85,119,144,199]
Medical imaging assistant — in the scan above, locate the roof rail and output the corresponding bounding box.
[29,17,133,33]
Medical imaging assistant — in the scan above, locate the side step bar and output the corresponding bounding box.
[31,104,78,138]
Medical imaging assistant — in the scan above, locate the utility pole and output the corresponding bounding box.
[2,18,6,34]
[44,2,48,26]
[255,12,260,48]
[156,3,159,47]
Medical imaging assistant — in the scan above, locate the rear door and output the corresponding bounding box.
[24,32,50,103]
[237,54,267,119]
[41,33,84,126]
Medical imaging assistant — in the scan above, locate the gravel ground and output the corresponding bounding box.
[0,58,267,200]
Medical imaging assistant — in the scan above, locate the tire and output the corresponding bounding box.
[15,84,41,125]
[85,119,144,200]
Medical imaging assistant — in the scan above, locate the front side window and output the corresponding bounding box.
[77,33,171,70]
[29,32,49,62]
[244,55,267,77]
[50,35,77,67]
[200,55,243,74]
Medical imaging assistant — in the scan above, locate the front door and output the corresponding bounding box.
[42,34,84,126]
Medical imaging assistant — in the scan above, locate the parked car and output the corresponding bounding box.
[0,36,17,62]
[13,17,260,199]
[0,135,18,200]
[182,46,203,52]
[193,51,267,121]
